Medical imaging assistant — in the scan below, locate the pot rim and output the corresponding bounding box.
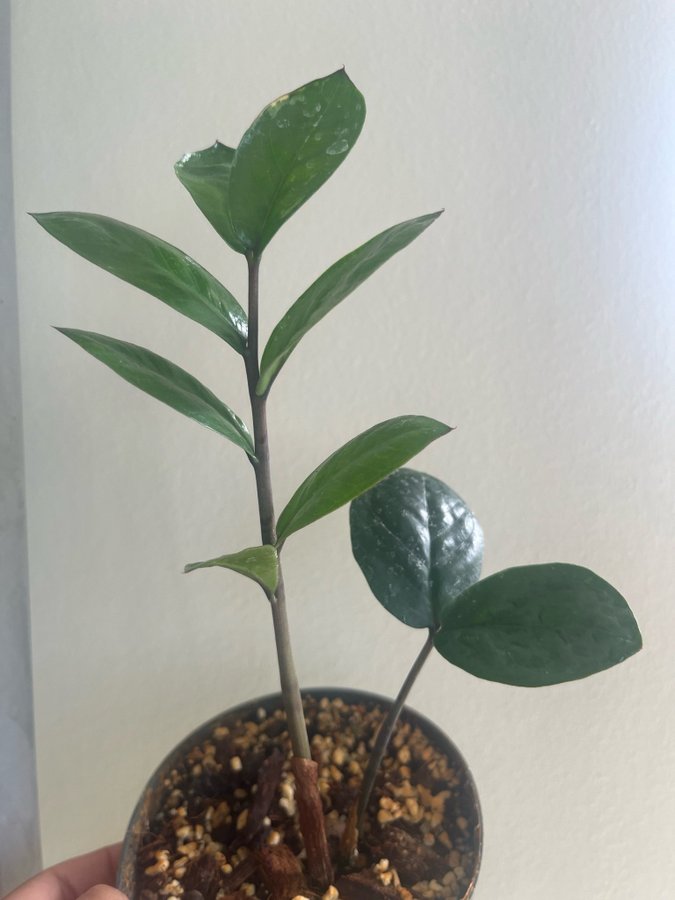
[117,687,482,899]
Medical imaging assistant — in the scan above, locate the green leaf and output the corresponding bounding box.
[434,563,642,687]
[228,69,366,254]
[33,212,248,353]
[257,211,442,395]
[276,416,451,544]
[350,469,483,629]
[184,545,279,593]
[58,328,254,456]
[174,142,246,255]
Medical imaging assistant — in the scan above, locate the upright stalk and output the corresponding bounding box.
[244,254,309,758]
[356,629,436,836]
[244,254,332,886]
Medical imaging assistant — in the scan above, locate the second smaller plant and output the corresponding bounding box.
[344,466,641,855]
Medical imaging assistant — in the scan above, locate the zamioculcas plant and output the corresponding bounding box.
[33,70,448,885]
[344,467,641,855]
[33,68,641,895]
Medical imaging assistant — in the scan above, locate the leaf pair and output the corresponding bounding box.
[351,469,642,686]
[175,69,366,257]
[33,212,255,456]
[176,70,440,393]
[187,417,451,591]
[34,206,442,454]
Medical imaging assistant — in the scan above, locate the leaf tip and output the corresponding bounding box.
[327,66,365,110]
[53,326,83,344]
[432,419,454,436]
[30,211,49,227]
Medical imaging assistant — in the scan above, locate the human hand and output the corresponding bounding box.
[4,845,126,900]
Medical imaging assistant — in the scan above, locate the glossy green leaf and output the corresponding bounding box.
[57,329,254,456]
[33,212,247,353]
[350,469,483,629]
[434,563,642,686]
[228,69,365,254]
[276,416,451,544]
[174,142,246,254]
[257,211,442,395]
[184,545,279,593]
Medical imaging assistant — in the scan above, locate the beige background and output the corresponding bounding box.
[11,1,675,897]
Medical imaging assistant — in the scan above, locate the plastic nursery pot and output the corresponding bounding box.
[117,688,482,900]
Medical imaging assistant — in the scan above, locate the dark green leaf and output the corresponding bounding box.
[350,469,483,629]
[434,563,642,686]
[228,69,365,254]
[276,416,451,544]
[174,142,246,254]
[58,328,254,456]
[185,545,279,593]
[257,212,442,395]
[33,212,247,353]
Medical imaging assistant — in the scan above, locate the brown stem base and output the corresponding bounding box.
[291,757,334,888]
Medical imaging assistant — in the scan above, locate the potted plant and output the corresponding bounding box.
[33,70,641,900]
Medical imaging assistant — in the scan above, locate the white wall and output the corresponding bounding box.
[0,0,40,892]
[11,1,675,897]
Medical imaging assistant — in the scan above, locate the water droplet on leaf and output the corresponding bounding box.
[326,139,349,156]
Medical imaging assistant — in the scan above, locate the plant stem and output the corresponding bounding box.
[244,254,310,760]
[356,628,435,835]
[244,254,332,886]
[269,576,310,759]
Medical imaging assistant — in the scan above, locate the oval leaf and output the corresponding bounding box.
[350,469,483,629]
[229,69,365,254]
[257,211,443,395]
[276,416,452,544]
[185,545,279,593]
[33,212,248,353]
[175,142,246,254]
[57,328,254,456]
[434,563,642,687]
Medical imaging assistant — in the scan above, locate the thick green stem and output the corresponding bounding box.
[356,629,435,835]
[244,255,310,759]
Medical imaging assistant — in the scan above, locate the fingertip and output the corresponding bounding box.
[77,885,127,900]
